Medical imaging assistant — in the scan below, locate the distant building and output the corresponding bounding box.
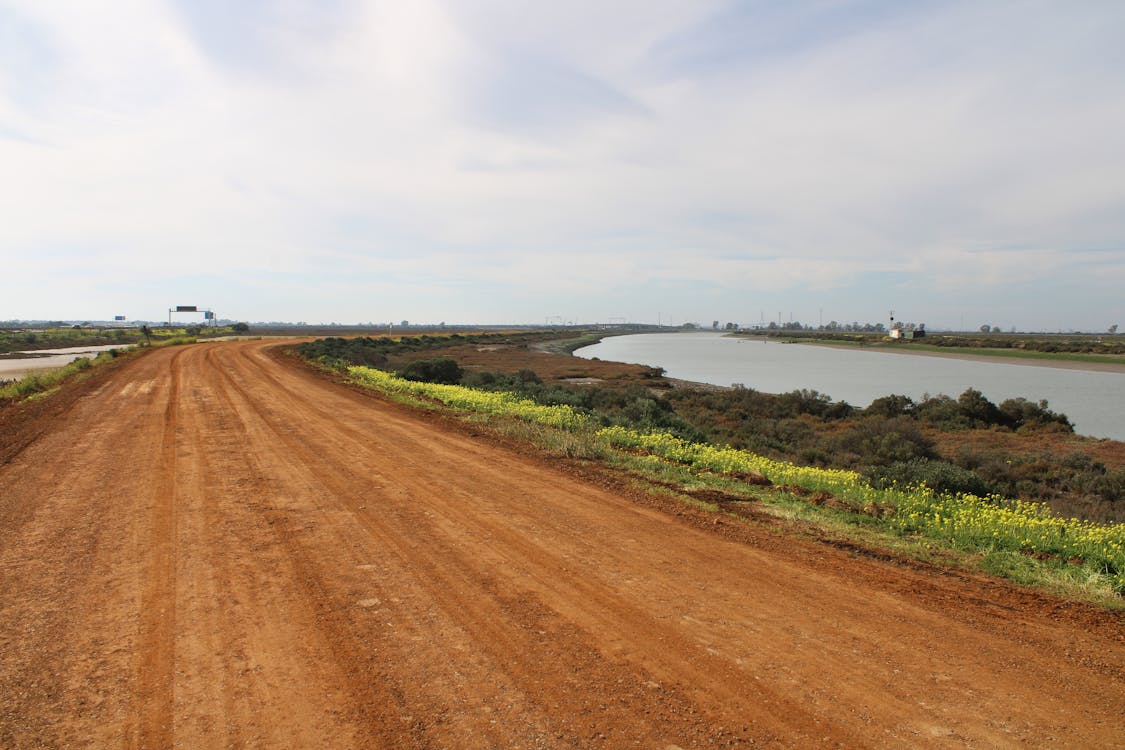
[889,323,925,340]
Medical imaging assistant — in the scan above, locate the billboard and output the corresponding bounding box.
[114,315,126,321]
[175,305,198,312]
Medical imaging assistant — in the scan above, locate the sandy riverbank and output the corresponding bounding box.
[797,342,1125,374]
[0,354,100,381]
[0,344,135,382]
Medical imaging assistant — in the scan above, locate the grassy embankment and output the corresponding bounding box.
[328,361,1125,607]
[0,325,241,355]
[739,330,1125,367]
[0,337,198,402]
[1,327,136,354]
[300,333,1125,522]
[801,340,1125,366]
[532,331,621,355]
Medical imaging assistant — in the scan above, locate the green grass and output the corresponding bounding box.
[797,339,1125,365]
[0,336,199,403]
[887,342,1125,365]
[0,326,236,354]
[0,350,121,400]
[145,336,198,348]
[534,332,616,354]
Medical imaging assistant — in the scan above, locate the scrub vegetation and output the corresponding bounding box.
[746,329,1125,363]
[0,324,246,354]
[299,332,1125,602]
[335,359,1125,602]
[0,349,125,401]
[299,332,1125,524]
[0,336,198,403]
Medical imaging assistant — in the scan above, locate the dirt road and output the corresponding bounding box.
[1,341,1122,748]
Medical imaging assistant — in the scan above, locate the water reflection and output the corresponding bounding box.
[576,332,1125,440]
[0,344,129,381]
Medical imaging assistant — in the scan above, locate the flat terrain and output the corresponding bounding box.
[392,339,674,386]
[796,340,1125,374]
[1,340,1122,748]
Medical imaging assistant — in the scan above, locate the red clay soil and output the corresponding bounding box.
[0,340,1122,749]
[389,341,671,386]
[929,426,1125,472]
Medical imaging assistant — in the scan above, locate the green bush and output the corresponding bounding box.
[774,389,852,418]
[398,358,463,385]
[998,397,1072,431]
[1087,471,1125,503]
[836,417,937,466]
[915,393,973,429]
[867,458,990,496]
[865,394,916,418]
[298,337,390,368]
[957,388,1002,426]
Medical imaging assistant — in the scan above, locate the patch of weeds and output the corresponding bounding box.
[490,419,610,461]
[980,550,1124,610]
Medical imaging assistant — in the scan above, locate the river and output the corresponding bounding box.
[575,332,1125,440]
[0,344,130,381]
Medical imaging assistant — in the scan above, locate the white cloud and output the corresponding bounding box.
[1,0,1123,328]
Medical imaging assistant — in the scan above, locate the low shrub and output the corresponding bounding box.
[399,358,463,385]
[865,394,917,418]
[998,397,1072,431]
[836,417,937,466]
[867,458,990,497]
[0,351,120,401]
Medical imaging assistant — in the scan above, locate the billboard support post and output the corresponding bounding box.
[167,306,217,326]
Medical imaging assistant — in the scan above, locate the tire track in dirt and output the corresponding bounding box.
[1,350,181,748]
[157,346,394,748]
[208,346,713,746]
[212,344,818,746]
[130,347,182,750]
[215,342,1125,747]
[1,340,1123,748]
[195,346,417,748]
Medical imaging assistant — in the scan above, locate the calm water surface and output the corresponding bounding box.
[0,344,127,381]
[576,332,1125,440]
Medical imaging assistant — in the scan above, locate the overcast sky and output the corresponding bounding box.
[2,1,1124,330]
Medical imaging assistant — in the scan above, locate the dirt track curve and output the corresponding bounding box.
[1,340,1122,749]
